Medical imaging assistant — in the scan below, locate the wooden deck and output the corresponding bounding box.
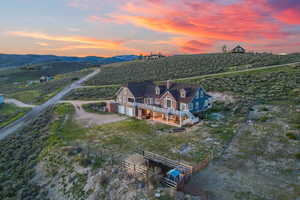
[141,151,193,174]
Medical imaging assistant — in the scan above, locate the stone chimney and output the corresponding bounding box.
[167,80,171,90]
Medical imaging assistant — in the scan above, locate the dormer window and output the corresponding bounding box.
[155,87,160,95]
[180,89,186,98]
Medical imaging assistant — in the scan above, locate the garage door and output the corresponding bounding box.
[118,105,125,114]
[126,107,135,117]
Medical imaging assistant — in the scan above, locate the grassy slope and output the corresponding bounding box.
[180,65,300,200]
[0,110,53,200]
[85,53,300,85]
[64,85,119,101]
[0,103,31,129]
[0,69,93,105]
[1,57,300,199]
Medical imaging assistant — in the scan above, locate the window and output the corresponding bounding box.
[180,89,186,98]
[145,98,153,105]
[204,100,209,107]
[128,98,134,103]
[195,102,199,109]
[196,91,199,98]
[166,99,172,108]
[180,103,187,111]
[189,103,193,110]
[200,91,204,97]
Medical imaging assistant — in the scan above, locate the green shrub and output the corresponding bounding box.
[295,153,300,160]
[286,133,298,140]
[86,53,300,85]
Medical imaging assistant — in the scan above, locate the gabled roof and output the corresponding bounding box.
[119,80,207,103]
[160,82,200,103]
[124,80,156,98]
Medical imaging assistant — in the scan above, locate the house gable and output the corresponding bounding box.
[189,88,212,113]
[160,91,177,109]
[116,87,135,104]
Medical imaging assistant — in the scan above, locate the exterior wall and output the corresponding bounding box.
[107,102,118,113]
[189,88,212,113]
[116,87,135,105]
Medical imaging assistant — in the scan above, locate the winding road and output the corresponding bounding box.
[0,69,100,140]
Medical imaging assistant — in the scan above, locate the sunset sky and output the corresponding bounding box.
[1,0,300,57]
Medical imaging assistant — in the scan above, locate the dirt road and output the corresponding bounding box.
[4,98,36,108]
[0,69,101,140]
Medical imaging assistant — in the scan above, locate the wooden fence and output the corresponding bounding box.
[121,160,148,176]
[142,150,193,174]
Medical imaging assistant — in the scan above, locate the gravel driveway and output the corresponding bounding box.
[60,100,126,127]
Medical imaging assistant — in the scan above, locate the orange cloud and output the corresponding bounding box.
[36,42,49,47]
[113,1,284,42]
[8,31,124,49]
[8,31,128,51]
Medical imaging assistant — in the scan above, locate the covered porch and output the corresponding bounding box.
[137,108,189,127]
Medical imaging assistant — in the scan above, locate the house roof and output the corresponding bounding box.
[122,80,206,103]
[124,80,156,98]
[232,45,245,53]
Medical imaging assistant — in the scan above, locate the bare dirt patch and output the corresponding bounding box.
[60,100,126,128]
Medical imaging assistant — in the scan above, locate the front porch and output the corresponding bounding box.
[128,102,198,127]
[137,108,188,127]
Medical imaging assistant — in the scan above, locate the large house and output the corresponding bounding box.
[115,81,212,127]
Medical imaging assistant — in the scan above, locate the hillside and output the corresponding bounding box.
[85,53,300,85]
[0,62,299,199]
[0,54,138,69]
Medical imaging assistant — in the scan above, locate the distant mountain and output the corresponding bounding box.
[0,54,139,68]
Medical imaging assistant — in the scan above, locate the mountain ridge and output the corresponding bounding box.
[0,53,139,68]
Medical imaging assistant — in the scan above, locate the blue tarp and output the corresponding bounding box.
[168,169,181,178]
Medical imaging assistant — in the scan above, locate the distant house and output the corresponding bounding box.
[114,80,212,127]
[143,53,166,60]
[0,94,4,105]
[231,45,246,53]
[40,76,52,83]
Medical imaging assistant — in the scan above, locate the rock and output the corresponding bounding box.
[175,192,185,200]
[137,182,145,189]
[179,144,192,155]
[112,168,119,174]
